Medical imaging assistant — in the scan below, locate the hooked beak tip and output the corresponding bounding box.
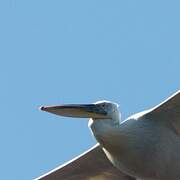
[39,106,45,111]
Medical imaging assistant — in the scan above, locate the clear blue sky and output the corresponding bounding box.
[0,1,180,179]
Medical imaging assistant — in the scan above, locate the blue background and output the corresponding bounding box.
[0,1,180,179]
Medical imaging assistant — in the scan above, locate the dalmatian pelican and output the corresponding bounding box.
[36,90,180,180]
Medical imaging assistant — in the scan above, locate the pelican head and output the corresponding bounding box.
[40,100,119,120]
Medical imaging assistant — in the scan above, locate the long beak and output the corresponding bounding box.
[40,104,110,119]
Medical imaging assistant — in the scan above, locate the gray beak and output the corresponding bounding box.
[40,104,110,119]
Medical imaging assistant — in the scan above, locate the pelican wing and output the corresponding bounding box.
[36,144,135,180]
[145,90,180,135]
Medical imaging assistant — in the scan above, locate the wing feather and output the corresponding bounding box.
[145,90,180,135]
[35,144,135,180]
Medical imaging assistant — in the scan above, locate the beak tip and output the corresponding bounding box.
[39,106,45,111]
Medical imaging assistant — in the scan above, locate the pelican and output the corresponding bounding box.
[36,90,180,180]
